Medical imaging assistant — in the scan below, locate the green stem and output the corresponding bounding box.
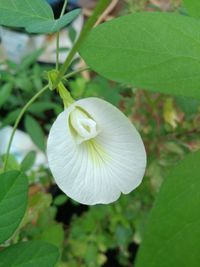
[56,0,68,70]
[56,33,59,70]
[63,66,90,80]
[60,0,68,17]
[3,85,49,172]
[54,0,110,87]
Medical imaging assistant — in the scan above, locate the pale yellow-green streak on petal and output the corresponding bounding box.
[84,139,112,166]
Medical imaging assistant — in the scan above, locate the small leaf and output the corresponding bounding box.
[183,0,200,18]
[24,115,46,151]
[80,13,200,98]
[21,151,36,172]
[29,101,62,115]
[53,194,68,206]
[0,83,13,108]
[68,26,77,42]
[1,108,21,126]
[0,0,80,34]
[19,48,44,71]
[0,241,59,267]
[26,9,81,34]
[135,150,200,267]
[0,171,28,244]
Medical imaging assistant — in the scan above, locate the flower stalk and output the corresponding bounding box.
[3,85,49,171]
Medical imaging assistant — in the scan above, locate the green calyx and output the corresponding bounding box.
[48,69,74,108]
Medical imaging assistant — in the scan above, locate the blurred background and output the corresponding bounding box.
[0,1,200,266]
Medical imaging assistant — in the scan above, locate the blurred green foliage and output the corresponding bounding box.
[0,51,62,150]
[0,1,200,266]
[2,64,200,266]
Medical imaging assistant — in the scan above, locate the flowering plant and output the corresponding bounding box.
[0,0,200,266]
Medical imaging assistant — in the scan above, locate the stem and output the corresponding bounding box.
[3,85,49,172]
[54,0,110,87]
[60,0,68,17]
[56,33,59,70]
[56,0,68,70]
[63,66,90,80]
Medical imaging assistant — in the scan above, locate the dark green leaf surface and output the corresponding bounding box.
[135,150,200,267]
[80,12,200,98]
[183,0,200,18]
[25,115,46,151]
[0,241,59,267]
[0,0,80,34]
[0,171,28,244]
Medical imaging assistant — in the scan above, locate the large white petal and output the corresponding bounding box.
[47,97,146,205]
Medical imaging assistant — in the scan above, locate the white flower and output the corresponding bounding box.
[47,97,146,205]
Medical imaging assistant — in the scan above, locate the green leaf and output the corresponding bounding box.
[80,12,200,98]
[25,115,46,151]
[26,9,81,34]
[19,48,44,71]
[0,0,80,34]
[183,0,200,18]
[0,241,59,267]
[0,171,28,244]
[1,108,21,126]
[135,150,200,267]
[29,101,62,115]
[0,0,53,27]
[21,151,36,172]
[68,26,77,42]
[0,83,13,108]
